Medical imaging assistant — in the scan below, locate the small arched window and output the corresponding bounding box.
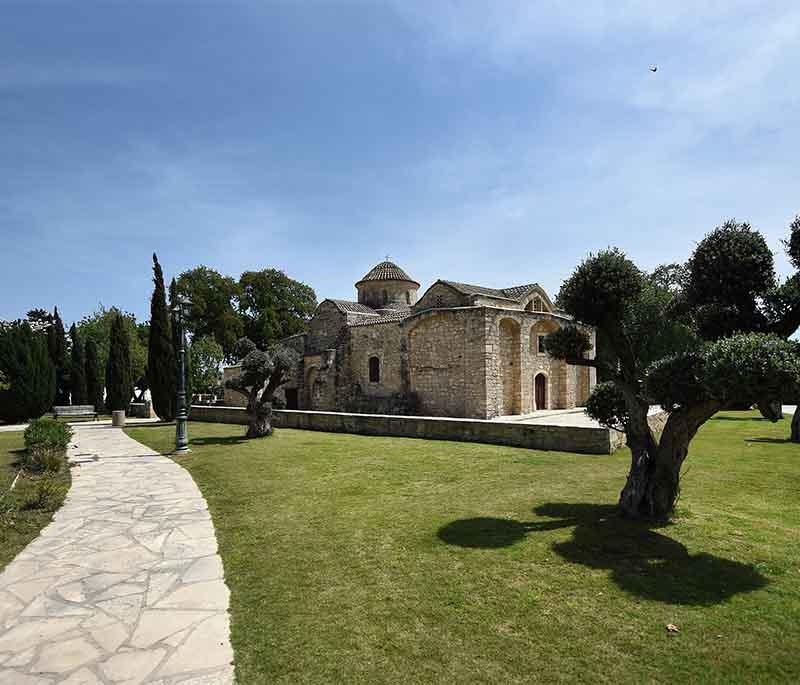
[382,289,388,305]
[534,298,544,312]
[369,356,380,383]
[405,291,411,305]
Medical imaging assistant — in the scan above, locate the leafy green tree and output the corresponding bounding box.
[239,269,317,350]
[69,324,88,405]
[105,312,133,412]
[0,322,56,422]
[47,307,70,405]
[148,254,177,420]
[547,246,800,521]
[190,336,224,394]
[176,266,243,357]
[686,218,800,439]
[225,338,298,438]
[84,337,103,412]
[76,306,146,389]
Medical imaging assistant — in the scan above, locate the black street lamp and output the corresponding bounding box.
[173,294,192,455]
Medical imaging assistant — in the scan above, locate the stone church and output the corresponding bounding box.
[225,260,596,419]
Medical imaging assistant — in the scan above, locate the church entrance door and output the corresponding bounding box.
[534,374,547,410]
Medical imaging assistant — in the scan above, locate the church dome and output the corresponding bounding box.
[355,260,420,288]
[355,259,420,311]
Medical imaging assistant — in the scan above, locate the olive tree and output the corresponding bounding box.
[547,246,800,521]
[686,218,800,440]
[224,338,298,438]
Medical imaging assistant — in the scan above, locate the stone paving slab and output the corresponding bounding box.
[0,424,234,684]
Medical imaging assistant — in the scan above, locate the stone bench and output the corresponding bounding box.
[52,405,99,421]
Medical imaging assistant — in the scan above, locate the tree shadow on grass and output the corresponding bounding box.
[124,421,175,429]
[745,437,791,444]
[189,435,249,447]
[711,416,769,422]
[438,502,767,606]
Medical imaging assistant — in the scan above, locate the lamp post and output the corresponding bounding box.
[173,295,192,455]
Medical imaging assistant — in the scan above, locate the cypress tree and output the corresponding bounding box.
[148,254,177,420]
[106,312,133,412]
[48,306,70,405]
[85,337,103,412]
[0,322,56,422]
[69,324,88,405]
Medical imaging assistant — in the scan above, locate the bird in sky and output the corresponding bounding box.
[649,65,658,72]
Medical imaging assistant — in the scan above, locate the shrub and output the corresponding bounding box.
[24,417,73,450]
[22,474,68,510]
[24,418,72,471]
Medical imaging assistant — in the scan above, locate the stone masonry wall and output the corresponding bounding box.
[307,301,347,353]
[189,405,619,455]
[346,321,405,397]
[414,282,466,312]
[406,309,486,418]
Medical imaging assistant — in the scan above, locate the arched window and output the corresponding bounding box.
[405,291,411,305]
[534,298,544,312]
[369,356,380,383]
[382,289,388,305]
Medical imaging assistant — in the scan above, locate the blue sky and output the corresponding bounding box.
[2,1,799,326]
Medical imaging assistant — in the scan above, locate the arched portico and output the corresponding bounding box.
[499,318,521,415]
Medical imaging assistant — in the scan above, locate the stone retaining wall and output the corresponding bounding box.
[189,405,622,455]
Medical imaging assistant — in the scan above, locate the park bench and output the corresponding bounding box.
[52,405,99,421]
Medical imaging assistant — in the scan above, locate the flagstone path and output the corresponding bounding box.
[0,423,234,684]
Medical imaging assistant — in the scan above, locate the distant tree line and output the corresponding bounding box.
[0,255,316,425]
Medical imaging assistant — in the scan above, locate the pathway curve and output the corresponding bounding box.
[0,423,234,684]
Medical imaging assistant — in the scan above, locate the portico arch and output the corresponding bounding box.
[499,318,521,415]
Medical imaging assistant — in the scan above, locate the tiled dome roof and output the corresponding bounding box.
[356,260,419,287]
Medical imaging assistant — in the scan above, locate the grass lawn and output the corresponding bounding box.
[0,432,71,572]
[127,412,800,684]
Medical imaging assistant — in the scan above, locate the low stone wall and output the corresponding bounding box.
[189,405,621,455]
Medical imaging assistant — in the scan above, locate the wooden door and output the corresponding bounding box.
[535,374,546,410]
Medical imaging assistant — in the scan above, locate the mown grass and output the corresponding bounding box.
[127,411,800,684]
[0,431,71,572]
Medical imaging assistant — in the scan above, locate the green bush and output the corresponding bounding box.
[23,418,72,471]
[24,418,73,450]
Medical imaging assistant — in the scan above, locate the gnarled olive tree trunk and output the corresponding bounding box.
[618,400,721,520]
[246,400,273,438]
[243,384,275,439]
[757,398,783,421]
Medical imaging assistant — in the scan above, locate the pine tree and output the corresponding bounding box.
[0,322,56,422]
[48,306,70,405]
[85,337,103,412]
[69,324,88,405]
[106,312,133,412]
[148,254,177,420]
